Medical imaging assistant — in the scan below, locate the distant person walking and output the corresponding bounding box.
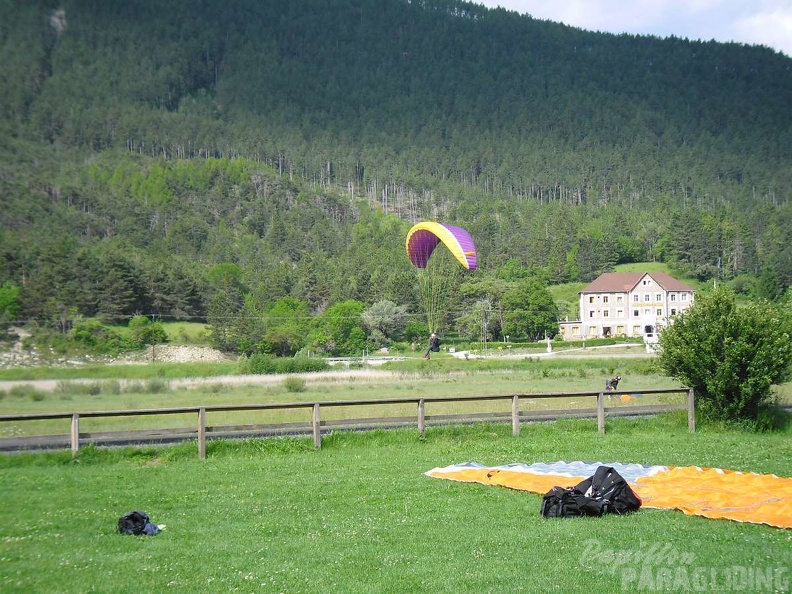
[424,333,440,359]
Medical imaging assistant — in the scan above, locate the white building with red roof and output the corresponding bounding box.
[559,272,695,341]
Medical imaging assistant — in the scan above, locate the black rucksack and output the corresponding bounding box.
[117,511,161,535]
[540,466,642,518]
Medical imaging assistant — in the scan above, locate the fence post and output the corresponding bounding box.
[597,392,605,434]
[198,407,206,459]
[312,403,321,449]
[70,413,79,456]
[687,389,695,433]
[511,395,520,436]
[418,399,426,438]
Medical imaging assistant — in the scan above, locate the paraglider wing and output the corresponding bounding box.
[405,222,477,270]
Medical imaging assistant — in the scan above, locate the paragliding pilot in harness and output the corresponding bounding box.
[605,375,621,392]
[424,333,440,359]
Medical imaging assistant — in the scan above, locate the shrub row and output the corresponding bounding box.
[236,355,330,375]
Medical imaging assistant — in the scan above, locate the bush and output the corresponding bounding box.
[237,354,330,375]
[754,402,791,432]
[144,378,168,394]
[239,354,277,375]
[70,319,128,354]
[9,385,40,399]
[658,287,792,424]
[286,357,330,374]
[283,377,307,393]
[128,316,168,349]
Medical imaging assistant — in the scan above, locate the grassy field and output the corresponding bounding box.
[0,361,239,382]
[1,354,790,592]
[0,357,685,435]
[1,355,789,437]
[110,321,211,345]
[1,417,791,593]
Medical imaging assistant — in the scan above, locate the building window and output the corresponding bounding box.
[603,310,610,318]
[655,294,661,301]
[671,308,677,316]
[633,325,641,334]
[617,296,623,303]
[644,294,650,302]
[589,311,595,318]
[617,309,623,318]
[681,294,688,301]
[656,309,662,316]
[633,309,639,317]
[589,296,595,304]
[644,308,650,315]
[670,294,676,302]
[572,326,579,336]
[603,296,609,304]
[633,295,639,302]
[616,325,624,335]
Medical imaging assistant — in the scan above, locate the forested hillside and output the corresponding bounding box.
[1,0,790,354]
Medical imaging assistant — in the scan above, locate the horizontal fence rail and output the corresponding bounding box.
[0,388,695,458]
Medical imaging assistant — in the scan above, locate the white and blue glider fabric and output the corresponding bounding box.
[426,461,792,529]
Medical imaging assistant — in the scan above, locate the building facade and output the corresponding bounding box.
[559,272,695,341]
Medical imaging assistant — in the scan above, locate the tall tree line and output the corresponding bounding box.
[0,0,790,338]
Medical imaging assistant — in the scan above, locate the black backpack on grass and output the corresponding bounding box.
[117,511,160,535]
[540,466,642,518]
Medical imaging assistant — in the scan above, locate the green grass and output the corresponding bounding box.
[160,321,211,345]
[3,357,789,436]
[107,321,210,345]
[0,361,237,382]
[547,281,586,314]
[1,420,790,593]
[0,359,681,429]
[0,350,651,384]
[614,262,677,274]
[614,262,706,291]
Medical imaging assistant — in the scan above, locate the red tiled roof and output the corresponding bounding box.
[581,272,694,293]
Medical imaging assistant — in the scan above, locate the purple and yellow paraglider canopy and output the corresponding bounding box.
[405,222,478,270]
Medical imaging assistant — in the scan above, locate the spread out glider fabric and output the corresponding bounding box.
[425,461,792,529]
[634,465,792,528]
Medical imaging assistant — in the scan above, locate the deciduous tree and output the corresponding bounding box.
[658,287,792,425]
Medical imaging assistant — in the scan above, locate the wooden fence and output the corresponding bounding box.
[0,388,694,458]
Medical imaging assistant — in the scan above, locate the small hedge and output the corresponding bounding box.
[236,354,331,375]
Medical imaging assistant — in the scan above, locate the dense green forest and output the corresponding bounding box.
[0,0,790,355]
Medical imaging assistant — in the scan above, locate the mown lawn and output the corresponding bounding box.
[1,416,790,593]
